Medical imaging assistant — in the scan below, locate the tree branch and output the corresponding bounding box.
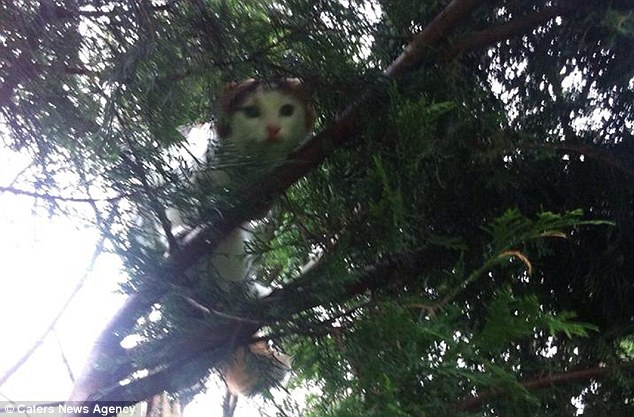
[448,1,585,59]
[0,185,129,204]
[222,391,238,417]
[72,246,457,409]
[457,362,634,411]
[52,329,76,384]
[385,0,485,77]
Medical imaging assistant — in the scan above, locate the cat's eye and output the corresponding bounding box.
[241,106,260,118]
[279,104,295,117]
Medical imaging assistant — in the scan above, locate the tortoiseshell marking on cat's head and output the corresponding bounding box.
[216,78,315,154]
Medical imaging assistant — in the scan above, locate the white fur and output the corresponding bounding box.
[210,226,252,282]
[168,86,312,288]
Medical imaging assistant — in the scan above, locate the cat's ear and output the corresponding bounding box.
[216,79,258,138]
[280,78,312,100]
[280,78,316,131]
[218,79,256,113]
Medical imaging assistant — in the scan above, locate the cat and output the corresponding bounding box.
[169,78,314,396]
[168,78,316,285]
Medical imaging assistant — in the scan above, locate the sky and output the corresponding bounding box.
[0,147,126,400]
[0,145,279,416]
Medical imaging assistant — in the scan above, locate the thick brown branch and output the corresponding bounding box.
[457,362,634,411]
[448,1,585,58]
[386,0,485,76]
[144,0,489,306]
[63,0,467,400]
[74,246,457,408]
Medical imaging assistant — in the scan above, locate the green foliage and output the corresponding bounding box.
[2,0,634,416]
[286,208,610,416]
[477,289,597,353]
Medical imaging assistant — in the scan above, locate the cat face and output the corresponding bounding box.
[217,79,315,156]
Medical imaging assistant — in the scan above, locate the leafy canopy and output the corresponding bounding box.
[1,0,633,416]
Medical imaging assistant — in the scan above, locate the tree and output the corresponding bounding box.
[1,0,633,416]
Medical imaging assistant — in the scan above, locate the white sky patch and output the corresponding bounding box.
[0,148,127,401]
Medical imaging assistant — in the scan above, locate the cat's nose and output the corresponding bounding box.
[266,124,281,141]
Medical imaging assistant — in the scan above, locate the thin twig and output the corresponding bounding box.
[52,329,76,383]
[6,161,35,187]
[222,391,238,417]
[0,185,129,204]
[120,144,180,255]
[209,308,263,325]
[427,249,526,316]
